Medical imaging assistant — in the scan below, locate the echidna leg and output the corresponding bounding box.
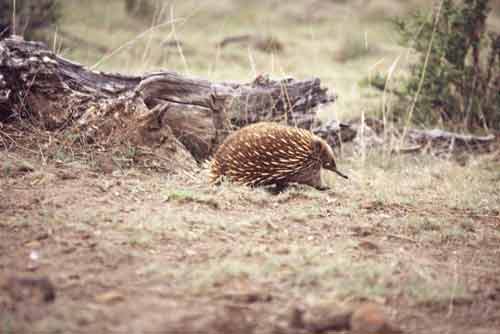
[314,184,330,191]
[274,182,289,192]
[262,182,288,195]
[305,170,330,191]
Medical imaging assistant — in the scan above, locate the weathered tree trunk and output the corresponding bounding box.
[0,36,337,170]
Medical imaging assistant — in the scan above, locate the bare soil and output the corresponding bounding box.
[1,150,500,334]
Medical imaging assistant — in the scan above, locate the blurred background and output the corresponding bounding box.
[2,0,500,125]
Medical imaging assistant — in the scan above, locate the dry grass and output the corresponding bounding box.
[51,0,427,121]
[51,0,500,123]
[2,148,499,333]
[2,1,500,333]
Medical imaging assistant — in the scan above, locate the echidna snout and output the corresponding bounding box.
[312,137,349,179]
[209,122,348,189]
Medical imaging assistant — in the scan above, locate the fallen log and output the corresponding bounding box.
[312,119,357,148]
[0,36,336,170]
[340,117,497,155]
[406,128,496,152]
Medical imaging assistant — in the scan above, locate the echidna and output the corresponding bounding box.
[209,122,348,190]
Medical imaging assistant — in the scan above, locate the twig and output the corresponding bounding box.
[386,233,418,243]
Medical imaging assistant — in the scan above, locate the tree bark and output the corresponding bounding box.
[0,36,337,169]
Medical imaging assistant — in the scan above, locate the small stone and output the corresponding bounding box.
[57,170,79,180]
[4,276,56,303]
[29,250,40,261]
[358,240,381,252]
[350,303,402,334]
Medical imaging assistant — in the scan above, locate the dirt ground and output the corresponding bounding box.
[2,1,500,333]
[1,149,499,334]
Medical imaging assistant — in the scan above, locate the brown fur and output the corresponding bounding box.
[210,122,346,190]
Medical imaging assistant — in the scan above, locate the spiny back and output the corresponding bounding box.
[210,122,321,187]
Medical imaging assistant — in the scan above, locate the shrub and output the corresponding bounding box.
[394,0,500,131]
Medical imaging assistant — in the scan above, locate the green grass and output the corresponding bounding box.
[1,315,13,334]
